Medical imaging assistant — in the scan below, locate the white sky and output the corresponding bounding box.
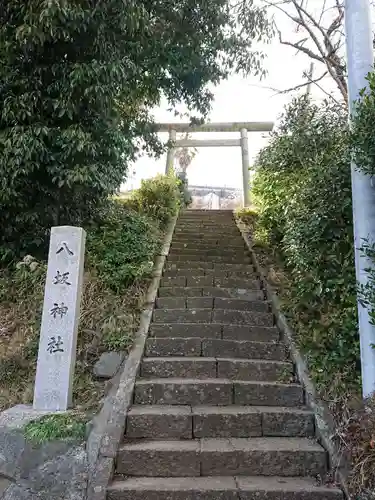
[122,2,366,191]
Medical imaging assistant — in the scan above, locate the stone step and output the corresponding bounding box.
[134,379,303,406]
[178,213,234,218]
[152,309,273,327]
[177,216,234,220]
[155,297,269,313]
[146,337,203,357]
[115,437,327,477]
[108,476,239,500]
[160,276,261,288]
[125,405,314,439]
[177,215,234,220]
[174,226,239,233]
[149,323,279,342]
[217,358,292,381]
[164,263,255,273]
[108,476,343,500]
[213,309,273,326]
[174,219,236,224]
[177,214,234,218]
[175,218,235,223]
[174,224,236,230]
[172,237,246,246]
[192,405,314,438]
[145,338,286,360]
[149,323,222,339]
[202,339,286,360]
[140,357,293,382]
[172,231,243,238]
[158,287,264,301]
[165,261,251,270]
[163,268,258,279]
[176,217,234,221]
[179,213,234,218]
[215,298,269,314]
[176,214,235,220]
[172,233,241,241]
[167,254,251,264]
[174,229,238,234]
[176,222,234,226]
[181,209,232,213]
[126,405,193,439]
[160,276,264,293]
[171,241,247,250]
[178,217,234,220]
[168,249,249,259]
[169,242,246,250]
[171,237,245,245]
[178,217,234,221]
[134,378,233,405]
[152,308,213,324]
[173,233,241,240]
[141,357,217,378]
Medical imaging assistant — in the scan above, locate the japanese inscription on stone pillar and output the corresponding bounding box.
[33,226,86,411]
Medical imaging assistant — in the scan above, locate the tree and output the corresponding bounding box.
[0,0,270,257]
[261,0,349,102]
[174,133,198,175]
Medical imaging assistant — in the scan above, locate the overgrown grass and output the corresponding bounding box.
[24,413,87,444]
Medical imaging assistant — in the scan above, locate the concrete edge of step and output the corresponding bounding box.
[234,214,351,499]
[86,212,179,500]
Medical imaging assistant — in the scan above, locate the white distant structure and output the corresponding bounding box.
[202,192,220,209]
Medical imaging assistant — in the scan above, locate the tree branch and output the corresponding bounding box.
[319,0,328,24]
[279,70,328,94]
[290,0,328,59]
[281,0,348,101]
[277,27,325,63]
[247,69,327,94]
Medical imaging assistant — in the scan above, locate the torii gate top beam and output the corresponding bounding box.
[157,121,274,133]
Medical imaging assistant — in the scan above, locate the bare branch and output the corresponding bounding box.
[277,27,325,62]
[278,70,328,94]
[306,78,344,107]
[262,0,302,26]
[319,0,328,24]
[327,9,344,41]
[290,0,329,58]
[266,0,348,102]
[246,68,342,105]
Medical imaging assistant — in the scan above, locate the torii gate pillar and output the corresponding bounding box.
[165,129,176,174]
[240,128,251,207]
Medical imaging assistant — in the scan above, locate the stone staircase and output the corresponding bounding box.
[107,210,343,499]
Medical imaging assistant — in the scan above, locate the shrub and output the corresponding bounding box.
[129,174,181,227]
[252,96,360,397]
[85,201,160,293]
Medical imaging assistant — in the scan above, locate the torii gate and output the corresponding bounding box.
[157,121,274,207]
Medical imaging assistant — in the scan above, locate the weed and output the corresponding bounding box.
[24,413,87,445]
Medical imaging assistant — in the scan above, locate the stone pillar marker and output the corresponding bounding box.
[33,226,86,411]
